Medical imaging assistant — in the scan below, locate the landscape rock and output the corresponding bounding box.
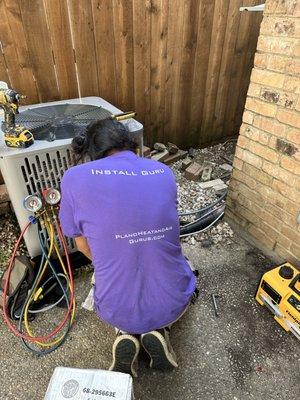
[198,179,225,190]
[220,163,233,172]
[153,142,167,152]
[164,150,188,165]
[184,162,203,181]
[188,148,196,158]
[202,238,213,248]
[151,149,169,162]
[214,182,228,194]
[181,158,193,171]
[167,142,179,154]
[201,164,213,182]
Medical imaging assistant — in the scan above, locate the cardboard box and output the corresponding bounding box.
[44,367,134,400]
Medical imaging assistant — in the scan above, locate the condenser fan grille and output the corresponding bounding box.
[20,150,72,195]
[20,148,75,252]
[15,104,112,141]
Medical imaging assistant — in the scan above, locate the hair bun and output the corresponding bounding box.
[72,133,87,148]
[71,133,88,161]
[73,133,86,147]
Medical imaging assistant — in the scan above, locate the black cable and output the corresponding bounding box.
[180,204,225,237]
[178,191,227,217]
[179,204,223,230]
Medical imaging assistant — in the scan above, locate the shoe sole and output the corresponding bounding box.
[141,332,178,370]
[109,335,140,377]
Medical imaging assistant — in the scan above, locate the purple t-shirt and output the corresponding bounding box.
[59,150,196,334]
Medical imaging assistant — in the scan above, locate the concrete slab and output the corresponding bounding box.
[0,237,299,400]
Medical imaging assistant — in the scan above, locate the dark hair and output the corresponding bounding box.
[72,118,138,164]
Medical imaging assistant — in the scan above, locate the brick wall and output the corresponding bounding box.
[227,0,300,266]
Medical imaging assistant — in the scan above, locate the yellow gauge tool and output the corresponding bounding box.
[112,111,136,121]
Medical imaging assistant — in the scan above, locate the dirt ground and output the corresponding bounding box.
[0,232,299,400]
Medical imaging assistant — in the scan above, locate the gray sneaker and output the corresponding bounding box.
[141,328,178,370]
[109,334,140,377]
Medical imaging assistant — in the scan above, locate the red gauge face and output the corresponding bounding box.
[44,188,61,205]
[23,195,42,212]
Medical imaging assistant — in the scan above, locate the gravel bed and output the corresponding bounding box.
[0,213,28,272]
[170,141,236,247]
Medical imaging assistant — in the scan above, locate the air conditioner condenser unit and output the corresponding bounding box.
[0,96,143,259]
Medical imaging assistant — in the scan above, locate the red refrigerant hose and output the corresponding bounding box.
[2,220,75,343]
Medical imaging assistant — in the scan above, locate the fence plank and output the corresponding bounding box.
[225,0,262,136]
[200,0,230,144]
[212,0,242,140]
[132,0,151,141]
[112,0,135,111]
[189,0,215,147]
[2,0,39,103]
[18,0,60,102]
[233,2,263,133]
[43,0,79,100]
[163,0,185,144]
[91,0,117,105]
[149,0,169,144]
[175,0,201,148]
[68,0,99,97]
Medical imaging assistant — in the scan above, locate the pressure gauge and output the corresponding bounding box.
[43,188,61,205]
[23,195,43,213]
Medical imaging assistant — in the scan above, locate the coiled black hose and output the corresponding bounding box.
[179,191,227,236]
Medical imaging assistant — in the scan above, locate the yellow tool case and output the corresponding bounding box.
[256,262,300,340]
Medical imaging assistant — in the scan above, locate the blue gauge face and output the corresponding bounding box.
[23,195,42,212]
[44,188,61,205]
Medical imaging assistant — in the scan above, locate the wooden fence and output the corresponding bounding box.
[0,0,263,148]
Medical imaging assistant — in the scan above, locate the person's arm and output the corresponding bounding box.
[75,236,92,261]
[59,171,86,251]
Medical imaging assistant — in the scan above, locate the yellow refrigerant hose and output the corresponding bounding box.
[23,215,76,348]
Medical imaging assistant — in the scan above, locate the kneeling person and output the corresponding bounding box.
[59,118,196,376]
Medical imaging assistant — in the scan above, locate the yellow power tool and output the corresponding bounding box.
[0,81,34,148]
[256,262,300,340]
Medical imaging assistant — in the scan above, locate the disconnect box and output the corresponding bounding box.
[44,367,134,400]
[0,96,143,258]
